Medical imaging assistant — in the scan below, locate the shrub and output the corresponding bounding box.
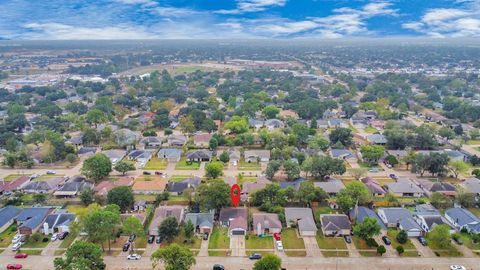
[377,245,386,256]
[42,237,49,242]
[396,230,408,244]
[396,245,404,255]
[366,238,378,247]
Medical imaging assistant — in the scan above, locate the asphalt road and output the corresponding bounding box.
[1,254,479,270]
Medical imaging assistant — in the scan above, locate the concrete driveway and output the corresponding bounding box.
[230,235,245,257]
[303,236,322,257]
[373,235,397,257]
[410,237,436,257]
[198,237,209,257]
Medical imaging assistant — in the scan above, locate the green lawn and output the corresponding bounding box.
[466,140,480,145]
[22,236,50,248]
[364,126,378,134]
[134,194,157,202]
[387,229,416,250]
[352,236,376,250]
[281,228,305,249]
[0,225,17,248]
[34,174,64,181]
[66,205,88,216]
[169,175,192,182]
[457,233,480,250]
[316,233,347,250]
[208,227,230,250]
[143,157,168,170]
[238,159,261,171]
[313,206,333,222]
[3,174,30,181]
[245,235,273,249]
[18,249,42,255]
[321,250,349,257]
[468,208,480,218]
[168,195,189,202]
[426,235,463,257]
[175,158,200,170]
[237,176,257,186]
[284,250,307,256]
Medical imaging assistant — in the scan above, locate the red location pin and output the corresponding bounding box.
[230,184,241,208]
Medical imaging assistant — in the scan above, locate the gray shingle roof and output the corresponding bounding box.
[284,207,317,232]
[0,206,21,228]
[185,213,214,229]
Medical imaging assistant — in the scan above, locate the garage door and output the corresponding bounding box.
[231,229,245,235]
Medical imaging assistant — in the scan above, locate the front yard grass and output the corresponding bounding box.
[143,157,168,170]
[237,176,257,186]
[426,235,462,257]
[245,234,273,249]
[238,159,261,171]
[281,228,305,250]
[0,225,17,248]
[208,227,230,250]
[457,233,480,250]
[34,174,64,181]
[175,158,200,170]
[19,249,42,255]
[59,232,78,249]
[316,233,347,250]
[352,236,376,250]
[169,175,192,182]
[3,174,30,181]
[387,229,416,250]
[284,250,307,256]
[364,126,378,134]
[22,236,50,248]
[321,250,349,257]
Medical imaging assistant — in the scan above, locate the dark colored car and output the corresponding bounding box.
[155,171,163,176]
[148,235,155,244]
[128,234,136,243]
[418,236,427,246]
[122,242,130,252]
[213,264,225,270]
[249,253,262,260]
[452,235,463,245]
[156,236,161,244]
[58,232,69,240]
[344,235,352,244]
[389,174,397,179]
[143,171,151,175]
[382,236,391,245]
[203,233,209,241]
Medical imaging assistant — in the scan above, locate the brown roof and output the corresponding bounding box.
[132,177,167,192]
[252,213,282,230]
[95,177,134,195]
[193,133,212,143]
[0,176,30,192]
[149,206,185,235]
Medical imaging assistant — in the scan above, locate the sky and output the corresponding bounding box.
[0,0,479,39]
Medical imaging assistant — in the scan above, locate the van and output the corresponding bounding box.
[11,242,22,251]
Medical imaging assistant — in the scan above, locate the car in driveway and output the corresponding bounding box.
[58,232,69,240]
[381,236,391,245]
[343,235,352,244]
[452,235,463,245]
[127,254,141,260]
[213,264,225,270]
[276,241,284,251]
[156,236,161,244]
[46,170,56,175]
[273,232,281,241]
[11,243,22,251]
[249,253,262,260]
[6,264,22,269]
[14,254,28,259]
[51,233,58,241]
[203,233,209,240]
[417,236,427,246]
[128,234,136,243]
[148,235,155,244]
[450,265,466,270]
[143,171,151,175]
[122,242,131,252]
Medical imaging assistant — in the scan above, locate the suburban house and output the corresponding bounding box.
[185,212,214,235]
[460,178,480,197]
[330,149,355,160]
[264,119,284,130]
[141,136,163,148]
[361,177,386,197]
[219,207,248,236]
[248,118,264,130]
[445,208,480,233]
[284,207,317,236]
[157,148,182,163]
[227,148,241,165]
[22,176,66,194]
[16,207,53,235]
[53,176,93,197]
[377,207,423,237]
[280,178,305,191]
[348,206,387,231]
[244,150,270,163]
[314,179,345,196]
[77,146,97,157]
[149,206,186,236]
[386,179,424,197]
[114,128,140,146]
[193,133,213,147]
[241,181,268,201]
[320,214,352,236]
[252,213,282,236]
[315,119,329,129]
[132,177,167,194]
[418,179,456,196]
[0,175,31,195]
[101,149,127,165]
[167,134,187,146]
[186,150,213,162]
[366,134,387,145]
[167,177,201,195]
[413,209,452,233]
[328,119,346,128]
[127,150,153,166]
[0,206,22,233]
[386,150,407,160]
[94,177,134,196]
[41,212,76,234]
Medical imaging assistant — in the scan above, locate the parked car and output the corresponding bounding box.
[6,264,22,269]
[58,232,69,240]
[203,233,209,240]
[11,235,23,244]
[128,234,136,243]
[417,236,427,246]
[51,233,58,241]
[127,254,141,260]
[14,254,28,259]
[11,243,22,251]
[249,253,262,260]
[213,264,225,270]
[148,235,155,244]
[452,235,463,245]
[276,241,284,251]
[450,266,466,270]
[368,167,379,173]
[122,242,131,252]
[381,236,391,245]
[46,170,56,175]
[389,174,397,179]
[143,171,151,175]
[273,232,281,241]
[344,235,352,244]
[156,236,161,244]
[155,171,163,176]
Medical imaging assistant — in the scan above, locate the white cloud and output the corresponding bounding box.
[215,0,286,14]
[113,0,157,6]
[402,7,480,37]
[153,7,201,17]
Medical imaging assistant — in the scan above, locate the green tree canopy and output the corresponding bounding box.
[81,153,112,182]
[151,243,196,270]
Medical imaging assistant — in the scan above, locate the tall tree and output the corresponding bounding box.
[195,180,231,212]
[353,217,381,240]
[114,161,136,175]
[107,186,135,212]
[54,241,105,270]
[253,254,282,270]
[158,216,179,243]
[81,153,112,182]
[151,244,195,270]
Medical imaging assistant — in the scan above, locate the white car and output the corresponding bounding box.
[450,266,466,270]
[11,242,22,251]
[51,233,58,241]
[276,241,283,251]
[46,170,56,175]
[12,234,23,244]
[127,254,141,260]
